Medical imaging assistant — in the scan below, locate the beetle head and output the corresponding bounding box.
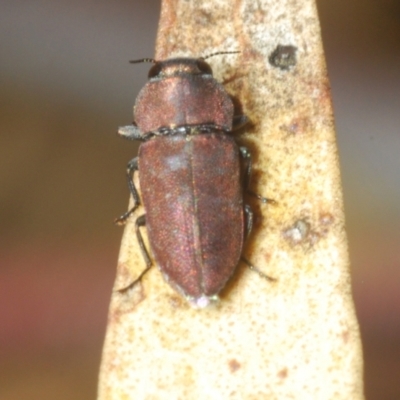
[148,58,213,80]
[129,51,239,81]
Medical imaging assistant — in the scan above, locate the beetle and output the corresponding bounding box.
[116,52,269,308]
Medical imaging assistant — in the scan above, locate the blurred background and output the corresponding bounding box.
[0,0,399,398]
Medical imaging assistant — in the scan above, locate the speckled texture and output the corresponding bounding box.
[98,0,364,398]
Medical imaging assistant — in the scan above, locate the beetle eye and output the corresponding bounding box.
[148,63,162,78]
[196,60,213,75]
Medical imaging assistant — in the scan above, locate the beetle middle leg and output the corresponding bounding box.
[239,146,275,204]
[244,204,253,241]
[241,150,276,281]
[115,157,141,225]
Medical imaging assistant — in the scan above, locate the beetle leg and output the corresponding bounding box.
[244,204,253,241]
[118,124,143,140]
[119,215,152,291]
[241,151,276,282]
[115,157,141,225]
[241,257,276,282]
[247,191,276,204]
[239,146,275,204]
[232,115,249,131]
[118,125,155,141]
[117,214,153,291]
[135,214,152,268]
[243,201,276,280]
[239,146,252,190]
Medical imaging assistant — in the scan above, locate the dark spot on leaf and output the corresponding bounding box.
[269,45,297,70]
[320,212,334,226]
[168,294,186,308]
[279,117,310,136]
[228,359,241,373]
[278,368,288,379]
[342,330,350,344]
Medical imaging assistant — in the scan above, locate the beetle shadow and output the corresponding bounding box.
[218,267,247,310]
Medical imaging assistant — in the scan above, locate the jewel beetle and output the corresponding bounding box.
[116,52,268,308]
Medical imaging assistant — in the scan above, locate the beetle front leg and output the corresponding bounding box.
[118,124,155,141]
[115,157,141,225]
[118,124,143,141]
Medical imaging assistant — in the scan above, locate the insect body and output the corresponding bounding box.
[117,55,255,308]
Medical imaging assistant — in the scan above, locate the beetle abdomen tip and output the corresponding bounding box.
[190,295,219,309]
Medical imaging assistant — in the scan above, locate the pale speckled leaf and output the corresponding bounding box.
[98,0,364,398]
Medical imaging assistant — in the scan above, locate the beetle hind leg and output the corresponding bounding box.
[241,257,276,282]
[118,215,152,292]
[135,214,152,272]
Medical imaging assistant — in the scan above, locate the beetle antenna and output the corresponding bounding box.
[202,51,240,60]
[129,58,157,64]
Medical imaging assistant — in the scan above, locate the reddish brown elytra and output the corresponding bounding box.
[116,52,269,308]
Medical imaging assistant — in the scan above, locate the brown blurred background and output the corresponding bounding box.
[0,0,399,398]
